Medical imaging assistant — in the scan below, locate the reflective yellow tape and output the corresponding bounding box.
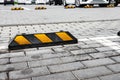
[56,32,73,41]
[34,34,52,43]
[15,36,31,45]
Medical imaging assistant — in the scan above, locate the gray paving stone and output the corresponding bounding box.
[64,46,80,51]
[60,56,76,63]
[48,62,84,73]
[83,41,98,44]
[89,51,119,58]
[0,58,9,65]
[79,43,103,49]
[42,52,71,59]
[26,49,54,56]
[0,72,7,80]
[85,77,100,80]
[111,56,120,62]
[0,62,28,72]
[82,58,115,67]
[72,66,112,80]
[83,48,98,54]
[96,47,114,52]
[71,49,85,55]
[71,48,98,55]
[28,58,62,68]
[107,63,120,73]
[32,72,77,80]
[53,47,66,53]
[17,78,31,80]
[9,67,50,80]
[10,55,42,63]
[100,73,120,80]
[74,54,92,61]
[0,52,25,59]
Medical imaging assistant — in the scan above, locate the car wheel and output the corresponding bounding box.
[117,31,120,36]
[75,0,80,7]
[114,0,118,6]
[99,4,107,7]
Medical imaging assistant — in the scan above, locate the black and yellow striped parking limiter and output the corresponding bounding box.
[9,31,78,50]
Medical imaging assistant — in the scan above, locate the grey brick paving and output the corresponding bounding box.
[0,52,25,59]
[0,6,120,80]
[96,47,114,52]
[17,79,31,80]
[79,43,103,49]
[52,47,66,53]
[42,52,71,59]
[72,66,112,80]
[0,58,9,65]
[28,58,62,68]
[111,56,120,62]
[60,56,76,63]
[10,56,36,63]
[64,46,80,51]
[0,72,7,80]
[82,58,115,67]
[74,54,92,61]
[89,51,119,58]
[71,48,98,55]
[0,62,27,72]
[100,73,120,80]
[107,63,120,73]
[9,67,50,80]
[26,49,54,56]
[32,72,77,80]
[48,62,84,73]
[85,77,100,80]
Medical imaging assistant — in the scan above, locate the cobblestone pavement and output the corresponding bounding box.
[0,20,120,80]
[0,4,120,80]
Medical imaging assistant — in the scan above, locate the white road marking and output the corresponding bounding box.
[22,7,31,10]
[78,36,119,41]
[78,36,120,51]
[96,39,120,51]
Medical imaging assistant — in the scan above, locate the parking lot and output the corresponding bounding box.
[0,4,120,80]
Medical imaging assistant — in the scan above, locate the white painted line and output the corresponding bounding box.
[96,39,120,51]
[78,36,119,41]
[22,7,31,10]
[78,36,120,51]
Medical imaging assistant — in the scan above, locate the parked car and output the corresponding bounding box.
[35,0,47,4]
[0,0,4,4]
[114,0,120,6]
[25,0,32,4]
[4,0,14,5]
[17,0,25,4]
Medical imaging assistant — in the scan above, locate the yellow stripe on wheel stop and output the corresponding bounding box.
[15,36,31,45]
[34,34,53,43]
[56,32,73,41]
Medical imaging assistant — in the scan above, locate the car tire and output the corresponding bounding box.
[114,0,118,6]
[75,0,80,7]
[117,31,120,36]
[99,4,107,7]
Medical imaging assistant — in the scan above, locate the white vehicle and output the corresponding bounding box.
[35,0,49,4]
[0,0,4,3]
[25,0,32,4]
[17,0,25,4]
[63,0,115,7]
